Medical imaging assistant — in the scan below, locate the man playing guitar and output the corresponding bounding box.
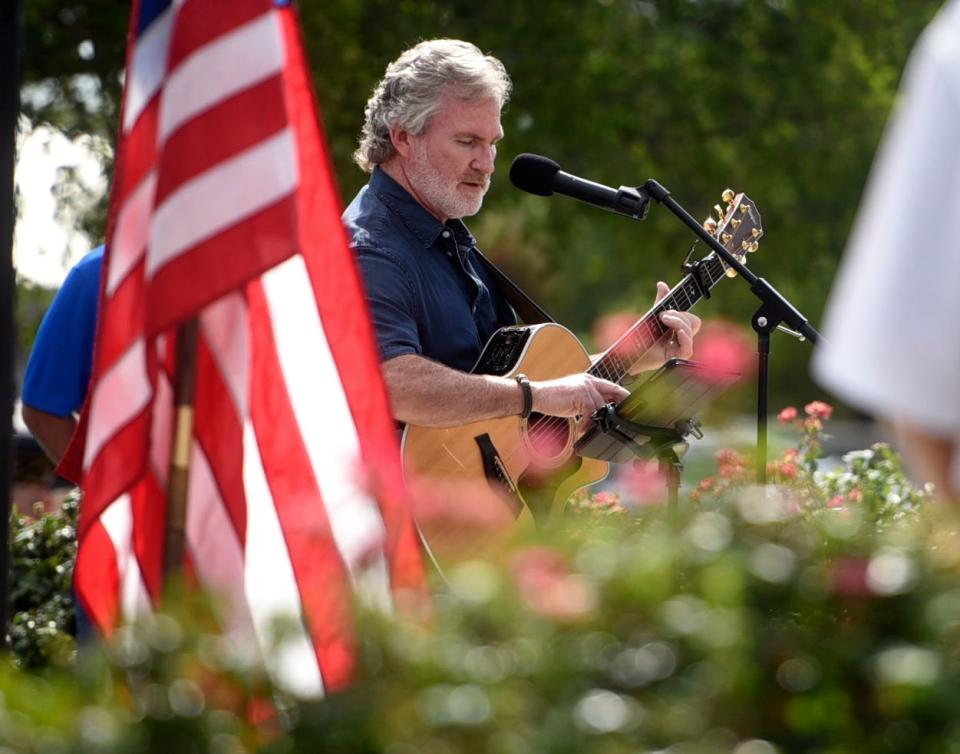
[343,39,700,437]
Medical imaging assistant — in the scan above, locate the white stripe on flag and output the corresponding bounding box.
[146,128,298,281]
[100,494,152,621]
[242,421,325,698]
[84,338,153,471]
[261,256,391,608]
[158,11,284,143]
[123,7,176,133]
[201,292,250,418]
[108,171,157,296]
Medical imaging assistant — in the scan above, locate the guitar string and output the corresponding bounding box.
[520,210,758,458]
[523,259,720,455]
[521,252,728,456]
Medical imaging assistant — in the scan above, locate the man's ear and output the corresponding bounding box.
[389,126,414,159]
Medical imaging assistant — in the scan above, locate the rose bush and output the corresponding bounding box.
[3,402,957,753]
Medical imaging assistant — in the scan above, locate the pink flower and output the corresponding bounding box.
[590,491,622,511]
[778,462,799,479]
[511,547,597,621]
[716,449,743,466]
[828,495,845,508]
[804,401,833,421]
[847,488,863,503]
[778,406,798,424]
[618,462,666,505]
[691,320,756,385]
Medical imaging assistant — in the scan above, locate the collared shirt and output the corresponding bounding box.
[342,167,516,373]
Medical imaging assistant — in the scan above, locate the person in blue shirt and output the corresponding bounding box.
[22,245,104,465]
[345,40,699,427]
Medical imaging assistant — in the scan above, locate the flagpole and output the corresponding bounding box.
[163,319,198,580]
[0,0,20,644]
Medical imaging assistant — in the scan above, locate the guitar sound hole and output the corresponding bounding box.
[525,413,572,463]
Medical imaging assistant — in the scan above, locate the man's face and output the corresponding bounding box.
[401,93,504,222]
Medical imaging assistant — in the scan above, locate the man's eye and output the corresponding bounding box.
[456,139,474,146]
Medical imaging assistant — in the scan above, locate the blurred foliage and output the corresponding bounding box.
[4,410,959,752]
[19,0,944,409]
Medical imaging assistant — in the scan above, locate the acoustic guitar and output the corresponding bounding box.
[402,191,763,533]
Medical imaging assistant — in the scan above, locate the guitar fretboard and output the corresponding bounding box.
[589,253,727,385]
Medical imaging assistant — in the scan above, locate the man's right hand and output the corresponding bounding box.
[530,373,630,418]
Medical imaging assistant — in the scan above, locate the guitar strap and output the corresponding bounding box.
[472,248,555,325]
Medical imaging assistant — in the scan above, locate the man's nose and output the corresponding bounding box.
[473,145,496,175]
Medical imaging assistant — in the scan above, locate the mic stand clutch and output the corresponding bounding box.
[640,180,823,485]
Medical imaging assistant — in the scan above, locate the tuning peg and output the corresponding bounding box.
[722,189,735,204]
[713,204,725,220]
[704,217,718,233]
[751,227,761,238]
[725,267,738,278]
[730,218,741,229]
[748,241,760,253]
[722,232,732,244]
[741,240,750,251]
[739,203,750,214]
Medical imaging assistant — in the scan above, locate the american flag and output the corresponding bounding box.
[67,0,425,695]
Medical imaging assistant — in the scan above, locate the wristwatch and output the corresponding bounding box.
[515,373,533,419]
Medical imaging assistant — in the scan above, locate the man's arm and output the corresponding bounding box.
[21,404,76,465]
[383,354,630,427]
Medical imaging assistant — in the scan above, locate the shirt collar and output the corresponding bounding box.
[369,167,477,249]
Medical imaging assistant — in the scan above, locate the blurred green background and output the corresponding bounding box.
[16,0,944,412]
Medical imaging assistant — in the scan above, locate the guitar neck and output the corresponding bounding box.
[589,253,727,384]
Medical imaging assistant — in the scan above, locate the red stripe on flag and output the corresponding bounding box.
[118,96,160,197]
[154,75,287,206]
[247,277,357,692]
[132,473,167,603]
[193,335,247,542]
[75,520,121,634]
[166,0,272,74]
[94,262,147,370]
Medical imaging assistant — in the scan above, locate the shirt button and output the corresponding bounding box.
[441,230,451,239]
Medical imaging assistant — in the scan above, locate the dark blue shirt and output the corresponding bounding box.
[23,246,104,416]
[343,168,515,373]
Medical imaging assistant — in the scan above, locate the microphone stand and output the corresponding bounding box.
[640,180,822,484]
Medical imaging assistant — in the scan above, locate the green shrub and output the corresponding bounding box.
[9,489,78,668]
[2,404,956,753]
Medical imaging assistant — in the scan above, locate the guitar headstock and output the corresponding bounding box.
[708,189,763,278]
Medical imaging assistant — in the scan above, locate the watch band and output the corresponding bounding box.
[515,373,533,419]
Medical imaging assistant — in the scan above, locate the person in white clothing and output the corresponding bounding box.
[813,0,960,499]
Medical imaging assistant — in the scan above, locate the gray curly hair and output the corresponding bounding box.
[353,39,512,172]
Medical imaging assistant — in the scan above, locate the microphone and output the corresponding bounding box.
[509,153,651,220]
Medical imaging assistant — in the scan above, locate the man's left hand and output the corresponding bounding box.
[629,281,702,373]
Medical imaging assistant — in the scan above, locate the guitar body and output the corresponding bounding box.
[401,323,609,530]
